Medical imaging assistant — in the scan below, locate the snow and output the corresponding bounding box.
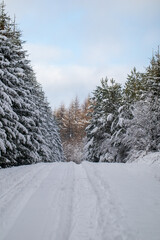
[85,137,94,148]
[91,126,98,134]
[107,113,113,122]
[117,117,124,127]
[0,139,6,153]
[0,160,160,240]
[131,151,160,165]
[118,106,124,113]
[0,69,4,76]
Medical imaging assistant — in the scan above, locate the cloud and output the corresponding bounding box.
[33,64,99,108]
[4,0,159,109]
[25,43,71,64]
[32,63,132,109]
[34,64,99,90]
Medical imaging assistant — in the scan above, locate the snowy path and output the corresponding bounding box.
[0,162,160,240]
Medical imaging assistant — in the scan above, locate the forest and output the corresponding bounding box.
[0,2,160,167]
[55,53,160,163]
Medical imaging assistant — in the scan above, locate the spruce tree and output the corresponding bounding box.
[115,50,160,160]
[111,68,145,162]
[0,3,64,167]
[0,2,25,166]
[85,78,122,162]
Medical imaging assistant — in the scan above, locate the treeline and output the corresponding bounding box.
[85,51,160,162]
[0,2,64,167]
[55,51,160,163]
[54,97,91,163]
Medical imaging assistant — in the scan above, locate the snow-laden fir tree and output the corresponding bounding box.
[123,50,160,158]
[84,78,122,162]
[111,68,145,162]
[144,50,160,150]
[123,67,145,104]
[0,3,24,166]
[0,2,64,167]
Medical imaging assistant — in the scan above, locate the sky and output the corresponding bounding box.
[4,0,160,109]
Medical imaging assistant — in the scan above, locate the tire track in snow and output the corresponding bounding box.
[40,162,75,240]
[2,163,75,240]
[82,163,134,240]
[69,163,100,240]
[0,164,46,200]
[0,163,55,240]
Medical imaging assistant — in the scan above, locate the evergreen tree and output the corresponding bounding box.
[85,78,122,162]
[0,2,25,166]
[113,51,160,161]
[125,50,160,154]
[145,50,160,97]
[123,67,145,104]
[0,3,63,167]
[111,68,145,162]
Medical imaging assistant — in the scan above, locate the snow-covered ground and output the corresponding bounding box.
[0,158,160,240]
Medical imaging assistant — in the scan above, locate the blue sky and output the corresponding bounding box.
[5,0,160,109]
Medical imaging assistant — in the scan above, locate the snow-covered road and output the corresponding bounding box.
[0,162,160,240]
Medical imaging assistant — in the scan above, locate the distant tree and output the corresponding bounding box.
[145,49,160,97]
[54,96,91,162]
[123,67,145,104]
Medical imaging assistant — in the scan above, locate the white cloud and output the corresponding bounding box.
[33,63,131,109]
[34,64,99,89]
[25,43,71,64]
[4,0,159,109]
[33,64,99,108]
